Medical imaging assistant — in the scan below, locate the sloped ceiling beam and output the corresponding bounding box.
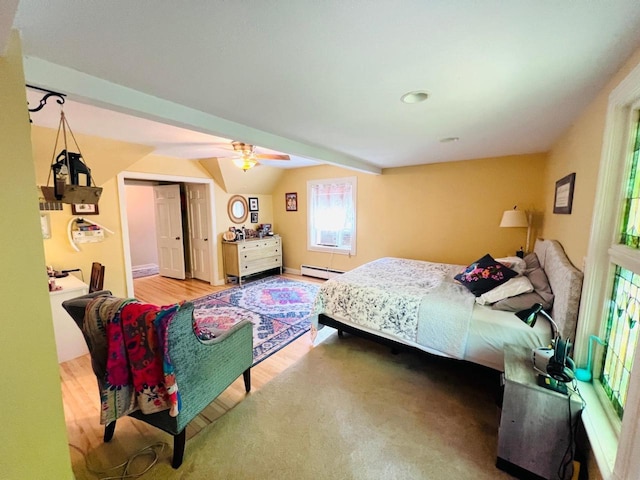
[23,57,381,175]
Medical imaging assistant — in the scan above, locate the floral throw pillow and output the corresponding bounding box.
[454,254,518,297]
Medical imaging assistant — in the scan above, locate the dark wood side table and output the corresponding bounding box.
[497,344,583,480]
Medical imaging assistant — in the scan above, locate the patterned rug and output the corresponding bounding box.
[132,265,160,279]
[192,276,320,365]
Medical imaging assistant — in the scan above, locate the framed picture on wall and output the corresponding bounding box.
[553,173,576,214]
[249,197,259,212]
[72,203,99,215]
[286,192,297,211]
[251,212,258,223]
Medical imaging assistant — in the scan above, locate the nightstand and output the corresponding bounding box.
[497,344,583,480]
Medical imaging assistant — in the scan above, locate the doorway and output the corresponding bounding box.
[118,172,219,297]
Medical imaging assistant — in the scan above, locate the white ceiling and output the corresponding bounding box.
[7,1,640,172]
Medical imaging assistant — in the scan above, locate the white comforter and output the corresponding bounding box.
[312,257,476,359]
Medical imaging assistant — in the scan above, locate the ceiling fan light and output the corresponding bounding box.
[232,157,258,172]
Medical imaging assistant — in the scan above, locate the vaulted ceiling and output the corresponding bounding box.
[5,1,640,173]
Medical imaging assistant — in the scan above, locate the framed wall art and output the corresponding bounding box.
[72,203,99,215]
[286,192,298,211]
[553,173,576,214]
[250,212,258,223]
[249,197,259,212]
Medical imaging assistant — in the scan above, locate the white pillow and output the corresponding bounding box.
[475,276,534,305]
[495,256,527,275]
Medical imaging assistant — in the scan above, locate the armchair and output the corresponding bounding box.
[62,291,253,468]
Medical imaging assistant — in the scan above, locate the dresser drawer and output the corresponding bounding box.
[240,245,281,262]
[242,255,283,276]
[237,238,281,251]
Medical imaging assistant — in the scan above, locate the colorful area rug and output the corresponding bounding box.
[192,276,320,365]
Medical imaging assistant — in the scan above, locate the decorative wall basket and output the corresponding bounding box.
[40,184,102,204]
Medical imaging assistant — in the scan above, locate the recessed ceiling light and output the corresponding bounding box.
[401,90,429,104]
[440,137,459,143]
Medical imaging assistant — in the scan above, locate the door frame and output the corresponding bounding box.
[117,171,220,297]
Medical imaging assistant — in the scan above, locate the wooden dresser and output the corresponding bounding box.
[222,235,282,285]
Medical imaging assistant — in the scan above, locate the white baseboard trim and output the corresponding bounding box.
[131,263,159,272]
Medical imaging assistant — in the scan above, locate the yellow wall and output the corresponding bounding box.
[214,189,275,282]
[541,44,640,480]
[37,141,279,290]
[274,154,547,272]
[32,126,155,296]
[543,46,640,268]
[0,32,74,479]
[127,153,212,178]
[129,154,276,284]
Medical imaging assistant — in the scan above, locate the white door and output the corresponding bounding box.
[186,184,211,282]
[154,184,186,280]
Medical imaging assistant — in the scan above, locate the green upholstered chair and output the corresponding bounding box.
[62,291,253,468]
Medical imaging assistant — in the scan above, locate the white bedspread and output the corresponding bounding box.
[312,257,475,359]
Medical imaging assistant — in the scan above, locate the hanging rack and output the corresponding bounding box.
[26,84,66,122]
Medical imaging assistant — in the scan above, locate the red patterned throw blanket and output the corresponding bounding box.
[84,296,182,424]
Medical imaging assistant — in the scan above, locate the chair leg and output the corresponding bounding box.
[338,330,344,338]
[243,368,251,393]
[104,421,116,442]
[172,430,186,469]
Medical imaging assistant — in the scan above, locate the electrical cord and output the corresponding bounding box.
[557,381,587,479]
[62,268,85,282]
[69,442,168,480]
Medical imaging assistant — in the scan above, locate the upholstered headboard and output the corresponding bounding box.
[533,239,584,340]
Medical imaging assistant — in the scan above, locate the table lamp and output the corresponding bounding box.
[500,206,530,257]
[516,302,558,339]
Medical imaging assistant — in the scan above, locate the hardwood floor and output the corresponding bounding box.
[60,273,325,472]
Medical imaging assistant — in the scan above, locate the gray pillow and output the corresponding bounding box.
[524,252,540,270]
[492,266,554,312]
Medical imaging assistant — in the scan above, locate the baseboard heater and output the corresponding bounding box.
[300,264,344,280]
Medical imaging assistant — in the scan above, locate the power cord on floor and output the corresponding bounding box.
[558,381,587,480]
[69,442,168,479]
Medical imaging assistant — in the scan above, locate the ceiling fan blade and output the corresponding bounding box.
[255,154,290,161]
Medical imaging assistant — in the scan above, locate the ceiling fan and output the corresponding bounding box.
[223,141,290,172]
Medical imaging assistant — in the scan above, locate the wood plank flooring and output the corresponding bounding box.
[60,273,325,472]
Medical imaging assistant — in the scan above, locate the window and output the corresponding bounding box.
[307,176,357,255]
[580,60,640,480]
[600,108,640,420]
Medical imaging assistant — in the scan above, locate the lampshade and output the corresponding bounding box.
[515,303,559,339]
[500,209,528,228]
[233,157,258,172]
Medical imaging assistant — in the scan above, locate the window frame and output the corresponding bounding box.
[306,176,357,255]
[577,64,640,480]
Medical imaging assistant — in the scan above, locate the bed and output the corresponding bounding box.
[311,239,583,371]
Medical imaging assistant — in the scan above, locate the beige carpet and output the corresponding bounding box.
[76,334,516,479]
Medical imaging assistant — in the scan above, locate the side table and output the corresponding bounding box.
[497,344,583,480]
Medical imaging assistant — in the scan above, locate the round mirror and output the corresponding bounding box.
[227,195,248,224]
